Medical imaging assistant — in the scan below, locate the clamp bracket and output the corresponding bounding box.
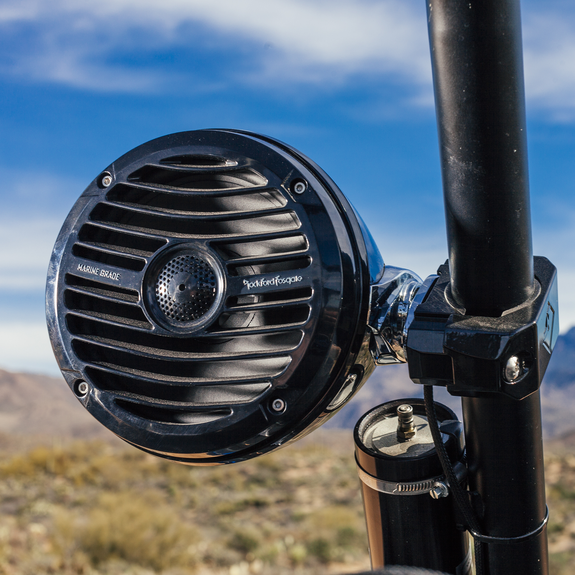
[406,256,559,400]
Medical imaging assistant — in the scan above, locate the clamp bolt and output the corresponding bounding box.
[101,174,113,187]
[430,481,450,499]
[504,355,527,384]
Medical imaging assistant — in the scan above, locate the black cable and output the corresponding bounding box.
[423,385,484,575]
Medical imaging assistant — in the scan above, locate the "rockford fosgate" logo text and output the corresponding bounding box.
[243,275,303,290]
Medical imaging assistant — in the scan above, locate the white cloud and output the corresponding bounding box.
[523,12,575,119]
[4,0,575,115]
[0,0,430,93]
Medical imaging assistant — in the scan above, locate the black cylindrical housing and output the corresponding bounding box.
[427,2,549,574]
[354,399,470,574]
[428,0,533,316]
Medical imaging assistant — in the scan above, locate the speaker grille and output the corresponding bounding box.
[61,149,313,430]
[48,130,371,464]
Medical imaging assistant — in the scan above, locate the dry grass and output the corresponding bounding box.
[0,435,573,574]
[0,437,370,575]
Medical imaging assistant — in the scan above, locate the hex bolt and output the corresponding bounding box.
[101,174,113,187]
[271,398,286,413]
[293,180,307,194]
[430,481,450,500]
[504,355,525,383]
[396,404,416,440]
[75,380,89,398]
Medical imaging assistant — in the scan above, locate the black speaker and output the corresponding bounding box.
[46,129,388,464]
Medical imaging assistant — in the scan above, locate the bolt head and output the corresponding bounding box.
[271,398,286,413]
[293,180,307,194]
[430,481,449,499]
[101,174,113,187]
[75,380,89,397]
[504,356,523,383]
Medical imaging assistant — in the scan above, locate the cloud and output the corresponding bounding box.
[0,0,430,94]
[4,0,575,116]
[523,12,575,119]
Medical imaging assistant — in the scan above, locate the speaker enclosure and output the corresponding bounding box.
[46,129,384,464]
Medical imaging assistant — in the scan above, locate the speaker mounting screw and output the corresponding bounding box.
[271,398,286,413]
[101,174,113,187]
[292,180,307,194]
[75,380,90,398]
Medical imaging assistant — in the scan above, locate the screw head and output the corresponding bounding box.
[504,355,524,383]
[271,398,286,413]
[101,174,113,187]
[292,180,307,194]
[75,380,89,398]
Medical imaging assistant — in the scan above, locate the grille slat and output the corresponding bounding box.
[112,391,264,409]
[72,242,147,271]
[158,155,243,169]
[223,251,308,266]
[209,308,311,336]
[65,309,153,330]
[67,314,304,354]
[70,333,297,361]
[89,202,300,238]
[83,360,280,385]
[96,199,293,221]
[64,287,153,330]
[65,274,140,303]
[115,398,232,425]
[127,165,267,190]
[73,338,291,380]
[86,366,270,406]
[225,296,313,313]
[107,183,287,215]
[66,311,155,333]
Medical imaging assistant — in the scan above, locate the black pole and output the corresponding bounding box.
[428,0,534,317]
[427,1,548,574]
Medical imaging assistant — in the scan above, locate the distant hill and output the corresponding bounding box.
[1,327,575,443]
[0,369,109,448]
[329,326,575,439]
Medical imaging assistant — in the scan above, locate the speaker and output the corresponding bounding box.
[46,129,394,465]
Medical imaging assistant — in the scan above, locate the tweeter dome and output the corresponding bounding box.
[46,129,384,464]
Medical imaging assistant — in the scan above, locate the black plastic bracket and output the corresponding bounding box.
[407,256,559,400]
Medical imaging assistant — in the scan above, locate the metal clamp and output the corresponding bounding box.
[470,506,549,545]
[356,460,467,498]
[407,257,559,400]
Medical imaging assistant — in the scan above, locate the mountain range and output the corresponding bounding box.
[1,327,575,444]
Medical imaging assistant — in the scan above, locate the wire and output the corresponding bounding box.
[423,385,485,575]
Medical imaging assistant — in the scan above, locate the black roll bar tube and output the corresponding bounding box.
[427,1,549,574]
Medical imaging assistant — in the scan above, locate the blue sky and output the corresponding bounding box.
[1,0,575,375]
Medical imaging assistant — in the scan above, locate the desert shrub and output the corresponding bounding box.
[52,490,199,572]
[227,528,261,554]
[307,537,332,563]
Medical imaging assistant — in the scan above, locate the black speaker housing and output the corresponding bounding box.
[46,129,383,464]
